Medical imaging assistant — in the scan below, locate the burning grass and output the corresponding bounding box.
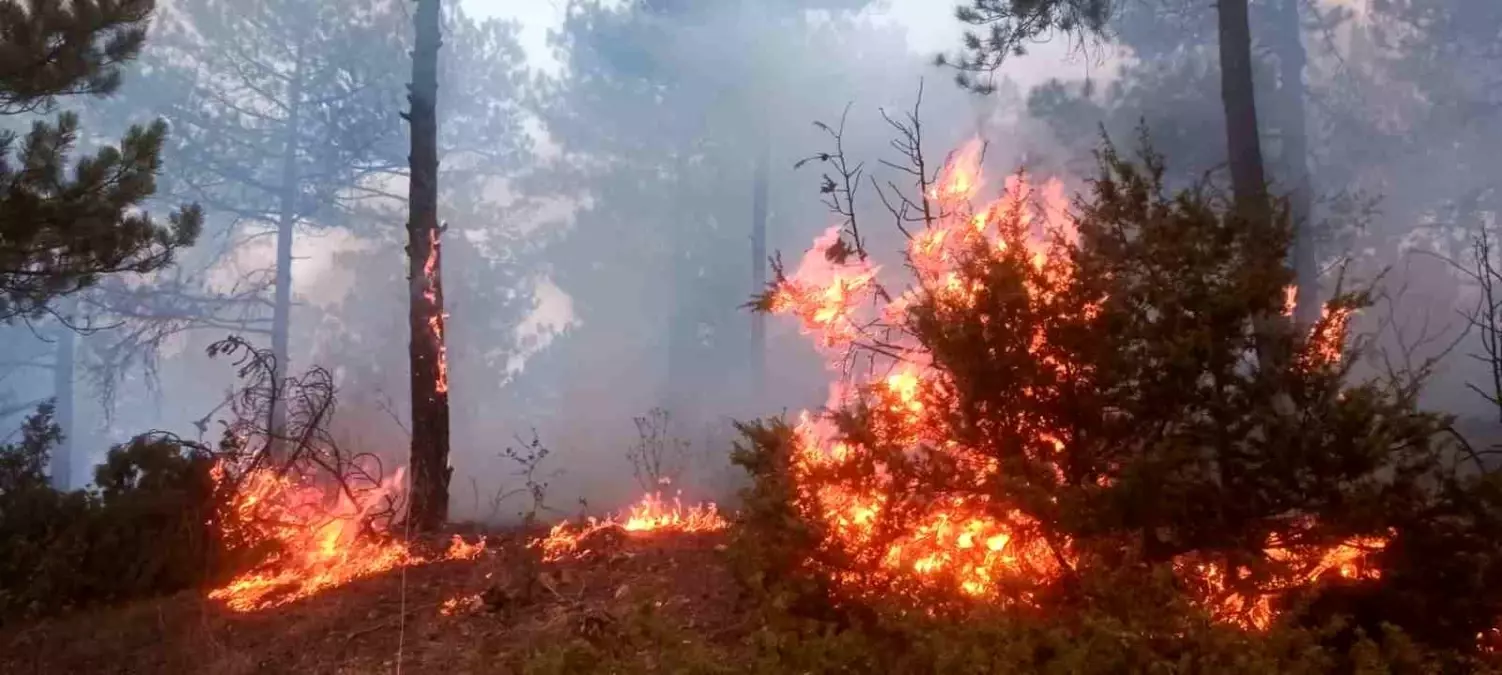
[532,491,728,563]
[206,461,490,613]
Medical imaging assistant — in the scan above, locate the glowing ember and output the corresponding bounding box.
[440,592,484,617]
[207,463,486,612]
[532,491,728,562]
[766,138,1380,627]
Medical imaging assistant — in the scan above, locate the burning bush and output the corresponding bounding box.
[0,336,477,620]
[736,124,1502,659]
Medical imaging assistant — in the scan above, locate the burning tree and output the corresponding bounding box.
[404,0,453,532]
[737,114,1502,654]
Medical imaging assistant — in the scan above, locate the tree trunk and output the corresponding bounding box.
[1216,0,1270,220]
[1272,0,1319,328]
[270,45,306,450]
[750,132,769,404]
[406,0,452,532]
[49,306,75,490]
[664,148,690,413]
[1216,0,1284,370]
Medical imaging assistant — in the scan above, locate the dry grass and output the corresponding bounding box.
[0,529,741,674]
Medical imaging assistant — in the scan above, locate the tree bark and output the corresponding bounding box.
[49,305,75,490]
[1217,0,1285,371]
[1272,0,1319,328]
[750,132,769,404]
[406,0,452,532]
[1217,0,1270,220]
[270,43,306,451]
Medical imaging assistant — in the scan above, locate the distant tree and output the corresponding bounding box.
[528,0,961,439]
[941,0,1294,353]
[114,0,410,439]
[1363,0,1502,259]
[0,0,201,323]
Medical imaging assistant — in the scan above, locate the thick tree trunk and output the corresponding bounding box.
[1216,0,1270,219]
[406,0,452,532]
[664,149,690,412]
[750,133,769,403]
[49,307,75,490]
[270,48,306,450]
[1216,0,1285,370]
[1273,0,1320,328]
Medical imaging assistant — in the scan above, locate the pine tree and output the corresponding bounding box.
[405,0,451,532]
[942,0,1287,366]
[0,0,201,322]
[119,0,409,440]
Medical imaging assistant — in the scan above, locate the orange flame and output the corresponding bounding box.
[531,491,728,563]
[207,463,485,612]
[422,228,450,395]
[445,534,487,561]
[1282,284,1355,368]
[767,138,1378,627]
[440,591,484,617]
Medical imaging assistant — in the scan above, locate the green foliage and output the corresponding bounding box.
[939,0,1115,93]
[0,405,226,621]
[0,0,152,113]
[0,0,201,322]
[732,131,1502,665]
[0,113,203,320]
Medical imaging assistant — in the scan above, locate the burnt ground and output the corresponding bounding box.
[0,529,744,674]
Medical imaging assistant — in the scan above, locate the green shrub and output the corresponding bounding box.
[0,405,228,620]
[735,128,1502,667]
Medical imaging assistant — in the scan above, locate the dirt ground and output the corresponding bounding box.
[0,530,742,674]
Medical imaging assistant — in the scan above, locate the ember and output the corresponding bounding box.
[765,139,1383,628]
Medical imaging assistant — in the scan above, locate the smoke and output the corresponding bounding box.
[4,0,1498,519]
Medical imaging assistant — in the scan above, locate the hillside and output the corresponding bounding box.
[0,530,741,674]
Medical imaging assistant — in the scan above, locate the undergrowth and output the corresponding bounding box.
[0,404,228,621]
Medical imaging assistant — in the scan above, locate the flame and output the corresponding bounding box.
[440,592,484,617]
[446,534,487,560]
[1282,284,1354,368]
[422,228,449,394]
[531,491,728,563]
[1179,532,1389,629]
[765,138,1379,627]
[207,462,485,612]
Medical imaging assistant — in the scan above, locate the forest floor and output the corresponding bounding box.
[0,529,745,674]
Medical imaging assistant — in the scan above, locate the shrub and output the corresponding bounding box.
[736,124,1502,664]
[0,405,227,620]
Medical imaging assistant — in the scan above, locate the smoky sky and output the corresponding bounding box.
[3,0,1496,522]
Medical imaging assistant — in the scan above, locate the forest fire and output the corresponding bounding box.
[765,139,1383,629]
[207,463,485,612]
[532,491,728,562]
